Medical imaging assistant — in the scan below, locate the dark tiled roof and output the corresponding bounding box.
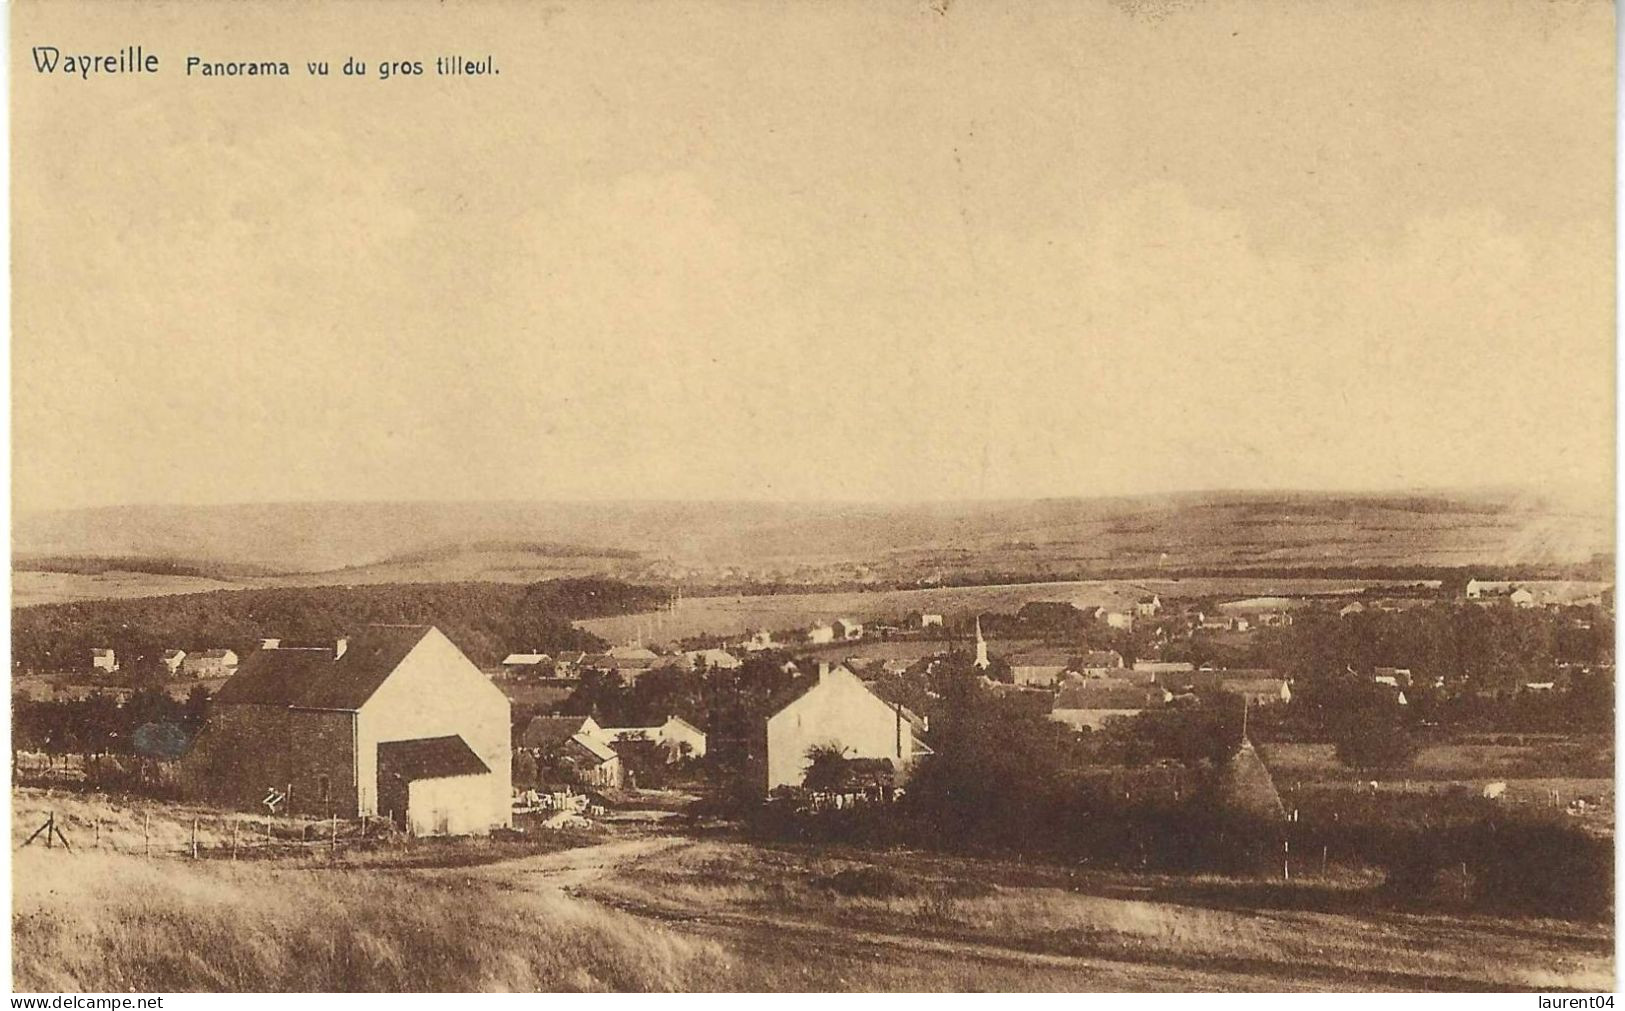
[1055,679,1164,711]
[1076,650,1124,668]
[377,735,489,781]
[1155,668,1280,694]
[521,715,594,750]
[764,670,828,715]
[1010,650,1074,667]
[212,626,433,710]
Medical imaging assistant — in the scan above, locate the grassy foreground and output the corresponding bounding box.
[13,846,738,992]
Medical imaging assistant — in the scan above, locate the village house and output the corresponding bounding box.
[918,613,944,628]
[1050,679,1171,731]
[743,629,777,652]
[90,648,117,674]
[1153,668,1291,706]
[1339,601,1366,618]
[1196,613,1250,633]
[159,649,187,676]
[806,623,837,645]
[595,715,707,760]
[1132,660,1194,675]
[519,714,603,751]
[181,648,239,679]
[182,625,511,836]
[746,662,928,795]
[560,733,624,788]
[1100,609,1135,630]
[501,652,551,670]
[677,647,742,670]
[1075,649,1125,676]
[1465,579,1537,607]
[606,644,660,667]
[1216,676,1293,707]
[1008,648,1075,687]
[1135,594,1162,617]
[833,618,864,641]
[518,714,626,788]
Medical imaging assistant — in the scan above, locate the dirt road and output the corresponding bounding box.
[451,831,1591,991]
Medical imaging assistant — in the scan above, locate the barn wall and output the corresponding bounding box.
[358,628,511,829]
[180,703,290,810]
[287,709,358,817]
[765,669,904,792]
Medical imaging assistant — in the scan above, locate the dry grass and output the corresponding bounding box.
[586,838,1614,991]
[13,847,736,991]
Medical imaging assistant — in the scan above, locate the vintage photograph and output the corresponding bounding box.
[8,0,1616,994]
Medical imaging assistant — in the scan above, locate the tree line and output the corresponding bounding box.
[13,578,671,675]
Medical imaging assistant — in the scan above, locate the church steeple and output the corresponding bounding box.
[973,616,990,670]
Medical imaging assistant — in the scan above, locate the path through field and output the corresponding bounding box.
[447,832,1610,992]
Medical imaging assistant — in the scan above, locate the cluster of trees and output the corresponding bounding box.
[1255,604,1612,695]
[14,686,210,757]
[13,578,670,676]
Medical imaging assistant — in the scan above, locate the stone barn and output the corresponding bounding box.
[183,625,511,835]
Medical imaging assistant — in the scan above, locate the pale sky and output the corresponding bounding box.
[11,0,1616,514]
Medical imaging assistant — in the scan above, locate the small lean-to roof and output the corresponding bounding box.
[566,732,619,764]
[377,735,490,781]
[212,625,434,710]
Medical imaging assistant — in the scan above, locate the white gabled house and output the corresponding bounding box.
[596,715,708,759]
[746,663,928,794]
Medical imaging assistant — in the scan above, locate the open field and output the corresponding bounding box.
[575,577,1439,644]
[12,570,249,608]
[13,490,1609,606]
[1260,738,1616,784]
[12,788,1613,991]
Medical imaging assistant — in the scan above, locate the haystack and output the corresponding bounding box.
[1209,737,1285,822]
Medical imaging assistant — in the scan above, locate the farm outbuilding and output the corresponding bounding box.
[182,625,511,836]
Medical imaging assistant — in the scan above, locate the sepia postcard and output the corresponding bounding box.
[7,0,1617,996]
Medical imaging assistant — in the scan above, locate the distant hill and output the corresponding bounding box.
[11,490,1612,605]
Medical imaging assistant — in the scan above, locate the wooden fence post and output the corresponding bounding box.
[231,818,239,861]
[330,813,338,853]
[191,818,198,859]
[144,811,151,857]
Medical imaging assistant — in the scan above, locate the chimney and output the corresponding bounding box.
[335,637,349,660]
[259,638,281,650]
[817,661,830,682]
